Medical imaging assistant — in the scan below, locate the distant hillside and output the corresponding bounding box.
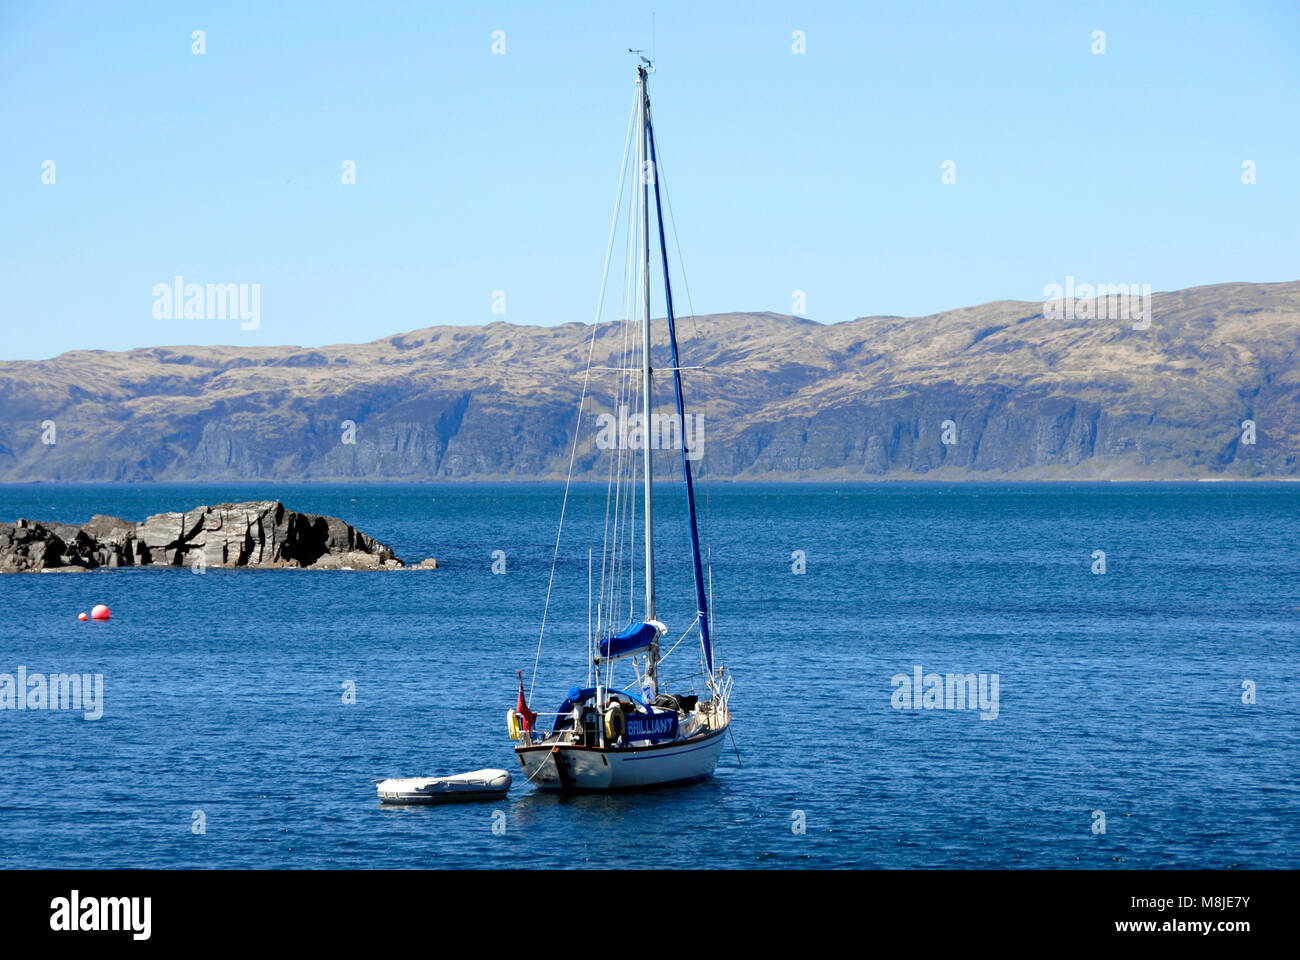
[3,280,1298,481]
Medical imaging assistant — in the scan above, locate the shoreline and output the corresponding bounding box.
[2,476,1299,487]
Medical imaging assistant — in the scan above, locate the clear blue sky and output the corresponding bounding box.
[2,0,1297,360]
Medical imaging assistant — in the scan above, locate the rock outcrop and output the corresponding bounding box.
[0,501,428,573]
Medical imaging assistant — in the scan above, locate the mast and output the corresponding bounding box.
[637,63,659,693]
[646,106,714,675]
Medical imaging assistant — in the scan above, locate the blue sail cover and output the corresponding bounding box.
[556,685,645,714]
[598,621,658,660]
[551,685,647,733]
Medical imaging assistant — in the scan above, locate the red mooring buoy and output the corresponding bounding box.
[78,612,88,621]
[90,604,111,621]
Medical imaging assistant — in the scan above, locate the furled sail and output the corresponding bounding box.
[598,619,665,661]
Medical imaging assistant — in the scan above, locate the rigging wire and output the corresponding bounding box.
[530,94,638,704]
[646,113,724,676]
[607,131,640,643]
[597,144,640,647]
[653,615,700,670]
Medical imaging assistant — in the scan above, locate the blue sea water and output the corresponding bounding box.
[0,482,1296,869]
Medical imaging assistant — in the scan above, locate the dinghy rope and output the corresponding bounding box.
[530,92,639,705]
[521,749,557,785]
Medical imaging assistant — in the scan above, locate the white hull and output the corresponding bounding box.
[515,725,727,791]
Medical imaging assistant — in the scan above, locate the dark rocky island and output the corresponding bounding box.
[0,501,435,573]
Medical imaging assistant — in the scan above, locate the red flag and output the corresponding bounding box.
[515,671,537,732]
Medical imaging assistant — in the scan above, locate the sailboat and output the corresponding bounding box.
[507,60,733,790]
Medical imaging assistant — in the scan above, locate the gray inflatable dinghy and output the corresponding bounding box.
[377,768,511,804]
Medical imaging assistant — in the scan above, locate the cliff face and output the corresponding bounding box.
[0,501,420,573]
[2,280,1298,481]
